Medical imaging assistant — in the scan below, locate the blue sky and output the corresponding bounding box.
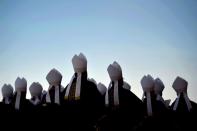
[0,0,197,102]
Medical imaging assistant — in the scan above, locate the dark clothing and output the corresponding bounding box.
[99,81,144,131]
[170,93,197,131]
[0,99,15,122]
[62,72,104,131]
[136,95,176,131]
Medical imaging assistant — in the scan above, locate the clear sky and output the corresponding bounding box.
[0,0,197,103]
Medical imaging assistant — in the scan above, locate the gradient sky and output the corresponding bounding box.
[0,0,197,103]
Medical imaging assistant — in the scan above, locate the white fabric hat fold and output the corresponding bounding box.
[154,78,164,94]
[141,75,154,93]
[172,76,188,94]
[15,77,27,92]
[2,84,13,98]
[29,82,43,97]
[72,53,87,73]
[97,82,107,95]
[113,61,122,73]
[107,61,122,81]
[46,68,62,86]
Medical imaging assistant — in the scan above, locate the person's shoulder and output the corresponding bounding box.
[86,80,102,97]
[123,88,141,100]
[121,87,144,106]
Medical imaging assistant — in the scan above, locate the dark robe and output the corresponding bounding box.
[23,96,48,129]
[170,93,197,131]
[136,93,176,131]
[0,97,14,111]
[0,99,14,129]
[40,85,66,129]
[142,93,170,116]
[62,72,104,131]
[99,80,144,131]
[10,92,33,127]
[28,96,45,113]
[12,92,31,112]
[0,97,15,122]
[44,85,64,106]
[42,85,65,115]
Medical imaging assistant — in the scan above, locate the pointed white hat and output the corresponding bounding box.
[72,53,87,73]
[29,82,43,97]
[154,78,165,94]
[15,77,27,92]
[172,76,188,94]
[97,82,107,95]
[46,68,62,85]
[2,84,13,98]
[107,61,122,81]
[141,75,154,92]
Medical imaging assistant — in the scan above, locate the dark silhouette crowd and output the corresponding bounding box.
[0,53,196,131]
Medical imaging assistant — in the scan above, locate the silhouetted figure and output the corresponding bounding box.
[141,75,155,117]
[95,82,108,130]
[11,77,32,126]
[97,82,107,103]
[45,69,64,106]
[25,82,47,127]
[101,61,144,131]
[153,78,169,113]
[63,53,103,131]
[42,68,65,127]
[137,76,175,131]
[13,77,30,112]
[28,82,44,112]
[0,84,14,115]
[0,84,15,128]
[170,76,197,130]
